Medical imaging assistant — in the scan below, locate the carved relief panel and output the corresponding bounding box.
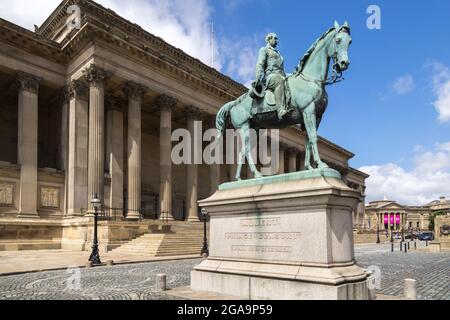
[0,182,14,205]
[40,187,60,208]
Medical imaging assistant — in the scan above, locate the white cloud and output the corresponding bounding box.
[360,143,450,205]
[427,61,450,122]
[0,0,267,84]
[390,74,414,95]
[0,0,61,30]
[0,0,220,68]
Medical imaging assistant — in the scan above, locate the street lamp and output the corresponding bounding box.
[201,208,209,257]
[88,193,102,265]
[376,221,380,244]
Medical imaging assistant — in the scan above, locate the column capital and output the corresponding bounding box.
[123,81,148,101]
[17,71,42,94]
[155,94,178,112]
[106,96,125,112]
[56,85,70,105]
[184,105,203,120]
[279,142,290,150]
[68,80,89,101]
[287,147,299,155]
[82,64,112,86]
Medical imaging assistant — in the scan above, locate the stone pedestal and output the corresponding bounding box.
[191,169,368,300]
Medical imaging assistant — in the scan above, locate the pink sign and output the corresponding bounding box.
[384,215,388,223]
[395,214,400,224]
[390,215,394,223]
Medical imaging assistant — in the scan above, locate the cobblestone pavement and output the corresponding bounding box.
[0,245,448,300]
[0,258,203,300]
[355,243,450,300]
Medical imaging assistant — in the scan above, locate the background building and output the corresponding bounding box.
[365,196,450,232]
[0,0,368,252]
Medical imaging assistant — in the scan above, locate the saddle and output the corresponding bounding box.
[249,78,292,117]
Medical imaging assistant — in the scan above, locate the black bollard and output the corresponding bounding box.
[414,241,417,250]
[404,242,407,253]
[391,242,394,252]
[408,242,410,250]
[426,240,428,246]
[400,241,403,251]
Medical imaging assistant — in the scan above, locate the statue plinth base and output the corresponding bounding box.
[191,169,369,300]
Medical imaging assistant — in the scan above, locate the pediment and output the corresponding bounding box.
[377,202,404,210]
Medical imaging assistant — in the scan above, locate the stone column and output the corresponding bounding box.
[229,163,238,182]
[185,106,202,222]
[67,80,89,216]
[278,143,286,174]
[16,71,42,218]
[106,97,124,214]
[59,87,70,216]
[207,115,221,194]
[156,95,178,221]
[83,65,111,212]
[388,212,392,232]
[123,82,147,220]
[298,151,305,171]
[288,147,297,173]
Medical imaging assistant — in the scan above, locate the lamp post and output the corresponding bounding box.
[88,194,102,265]
[201,208,209,257]
[376,221,380,244]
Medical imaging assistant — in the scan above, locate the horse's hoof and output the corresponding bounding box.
[255,173,263,179]
[305,166,314,171]
[317,163,329,169]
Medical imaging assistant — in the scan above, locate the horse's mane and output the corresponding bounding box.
[292,27,336,77]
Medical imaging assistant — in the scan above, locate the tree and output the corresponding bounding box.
[429,210,447,232]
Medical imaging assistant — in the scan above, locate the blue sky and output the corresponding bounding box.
[211,0,450,168]
[1,0,449,204]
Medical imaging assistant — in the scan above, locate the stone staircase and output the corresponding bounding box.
[110,223,206,257]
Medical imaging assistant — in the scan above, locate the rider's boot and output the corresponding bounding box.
[277,106,288,120]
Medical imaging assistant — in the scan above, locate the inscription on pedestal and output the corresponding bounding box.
[240,217,280,227]
[225,232,301,240]
[231,245,292,253]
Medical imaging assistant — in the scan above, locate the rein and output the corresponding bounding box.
[296,30,345,86]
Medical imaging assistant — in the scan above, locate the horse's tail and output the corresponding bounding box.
[215,93,247,138]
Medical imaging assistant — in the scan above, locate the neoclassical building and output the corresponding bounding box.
[364,197,450,232]
[0,0,368,252]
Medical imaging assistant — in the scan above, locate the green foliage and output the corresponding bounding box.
[429,211,447,231]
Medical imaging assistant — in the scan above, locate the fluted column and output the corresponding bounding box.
[288,147,298,173]
[208,116,221,194]
[185,106,202,222]
[16,71,42,218]
[157,95,178,221]
[278,143,286,174]
[83,65,111,213]
[106,97,124,214]
[59,87,70,216]
[123,82,147,220]
[67,80,89,216]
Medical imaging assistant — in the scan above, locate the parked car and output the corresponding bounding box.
[418,232,434,241]
[393,233,402,240]
[404,233,418,240]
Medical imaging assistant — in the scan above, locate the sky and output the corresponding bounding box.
[1,0,449,205]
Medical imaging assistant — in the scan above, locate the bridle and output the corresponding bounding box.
[299,28,346,86]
